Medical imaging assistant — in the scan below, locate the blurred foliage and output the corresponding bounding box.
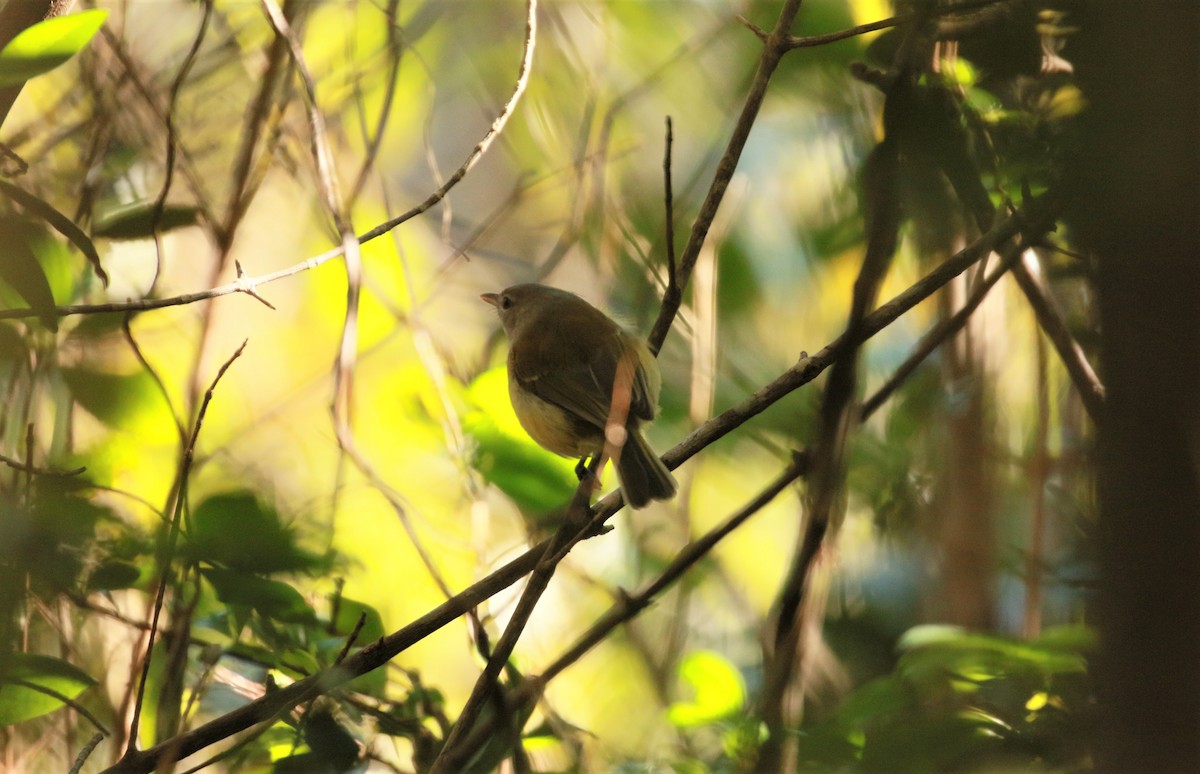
[0,0,1097,771]
[663,625,1092,772]
[0,9,107,87]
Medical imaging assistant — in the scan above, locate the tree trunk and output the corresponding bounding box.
[1068,3,1200,770]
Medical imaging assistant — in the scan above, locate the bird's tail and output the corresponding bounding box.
[615,427,677,508]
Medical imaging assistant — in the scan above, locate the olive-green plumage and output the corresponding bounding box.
[482,283,676,508]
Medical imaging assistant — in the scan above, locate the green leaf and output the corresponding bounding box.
[667,650,746,728]
[277,648,320,678]
[318,599,388,696]
[319,595,384,696]
[92,202,201,239]
[1035,624,1097,654]
[186,492,321,574]
[201,567,316,624]
[0,486,112,593]
[0,10,108,87]
[0,653,96,725]
[304,708,361,770]
[60,367,159,427]
[332,597,384,643]
[467,410,577,514]
[0,215,58,331]
[0,180,106,286]
[87,559,142,591]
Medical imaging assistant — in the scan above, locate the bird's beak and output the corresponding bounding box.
[480,292,500,308]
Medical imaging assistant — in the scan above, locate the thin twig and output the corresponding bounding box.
[2,0,538,325]
[348,0,403,206]
[10,678,110,737]
[147,0,212,297]
[428,483,594,772]
[647,0,806,353]
[0,452,84,476]
[354,0,540,253]
[69,732,107,774]
[340,442,456,599]
[260,0,364,476]
[1010,252,1104,418]
[222,0,296,244]
[103,542,544,774]
[785,0,1021,49]
[663,115,677,295]
[786,13,907,48]
[859,237,1027,420]
[97,28,218,236]
[125,340,248,754]
[535,16,725,283]
[122,314,187,445]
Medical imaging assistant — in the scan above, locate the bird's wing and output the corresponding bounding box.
[511,324,653,431]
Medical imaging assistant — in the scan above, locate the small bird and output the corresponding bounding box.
[481,283,677,508]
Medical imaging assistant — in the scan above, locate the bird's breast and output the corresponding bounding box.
[508,370,600,457]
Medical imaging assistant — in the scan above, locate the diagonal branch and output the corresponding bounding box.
[124,340,248,754]
[1010,252,1104,418]
[453,453,811,758]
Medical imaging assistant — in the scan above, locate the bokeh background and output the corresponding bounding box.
[0,0,1108,770]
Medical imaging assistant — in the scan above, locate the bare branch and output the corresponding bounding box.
[455,453,810,758]
[647,0,806,354]
[430,442,611,770]
[784,0,1024,49]
[860,237,1026,420]
[1011,251,1104,418]
[125,341,248,754]
[663,116,678,306]
[0,453,84,477]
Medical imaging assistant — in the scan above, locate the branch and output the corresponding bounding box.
[347,0,404,206]
[146,0,212,298]
[429,350,636,770]
[102,545,544,774]
[454,453,810,758]
[860,237,1024,419]
[647,0,806,353]
[0,452,84,476]
[125,340,248,753]
[786,13,907,48]
[1010,251,1104,418]
[783,0,1021,49]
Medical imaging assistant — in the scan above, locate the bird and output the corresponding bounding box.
[481,283,677,508]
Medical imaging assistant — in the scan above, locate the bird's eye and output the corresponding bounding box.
[500,295,513,310]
